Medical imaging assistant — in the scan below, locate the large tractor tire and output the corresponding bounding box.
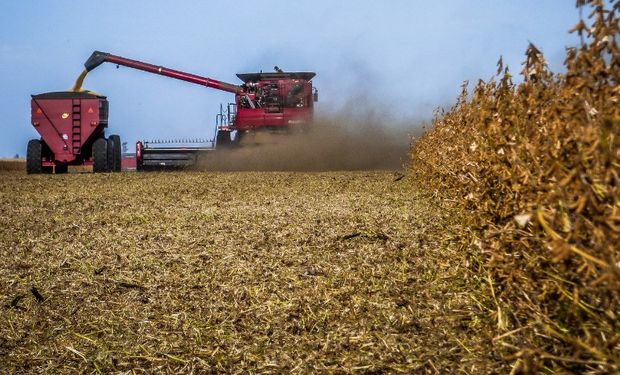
[109,134,122,172]
[26,139,43,174]
[93,137,108,173]
[106,138,115,172]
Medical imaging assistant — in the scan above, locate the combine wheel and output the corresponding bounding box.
[109,134,122,172]
[26,139,43,174]
[93,137,108,173]
[216,130,231,147]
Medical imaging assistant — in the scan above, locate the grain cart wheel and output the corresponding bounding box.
[93,137,108,173]
[26,139,43,174]
[109,134,122,172]
[106,138,115,172]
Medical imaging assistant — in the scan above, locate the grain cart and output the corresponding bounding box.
[28,91,121,174]
[80,51,317,169]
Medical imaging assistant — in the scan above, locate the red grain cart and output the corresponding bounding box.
[28,91,121,174]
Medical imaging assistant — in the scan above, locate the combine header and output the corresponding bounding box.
[27,51,317,172]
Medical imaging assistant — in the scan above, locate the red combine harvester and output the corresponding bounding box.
[91,51,317,169]
[27,51,317,172]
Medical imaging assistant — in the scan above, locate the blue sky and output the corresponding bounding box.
[0,1,578,157]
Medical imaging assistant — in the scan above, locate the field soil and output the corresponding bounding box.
[0,171,496,373]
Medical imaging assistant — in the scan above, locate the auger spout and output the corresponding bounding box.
[81,51,244,94]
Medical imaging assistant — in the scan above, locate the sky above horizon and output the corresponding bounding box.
[0,1,579,157]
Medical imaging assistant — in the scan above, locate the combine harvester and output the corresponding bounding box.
[27,51,318,173]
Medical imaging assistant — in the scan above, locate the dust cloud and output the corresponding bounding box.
[197,110,421,172]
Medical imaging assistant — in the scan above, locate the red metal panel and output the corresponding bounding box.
[31,98,73,162]
[31,93,108,165]
[232,78,314,131]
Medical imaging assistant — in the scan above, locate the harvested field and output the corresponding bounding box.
[4,2,615,373]
[0,171,498,373]
[0,159,26,172]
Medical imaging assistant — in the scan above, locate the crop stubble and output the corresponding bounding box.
[0,171,494,373]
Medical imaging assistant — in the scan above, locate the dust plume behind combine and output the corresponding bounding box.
[198,110,419,172]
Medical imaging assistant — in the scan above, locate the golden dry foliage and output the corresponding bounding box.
[410,0,619,372]
[0,159,26,172]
